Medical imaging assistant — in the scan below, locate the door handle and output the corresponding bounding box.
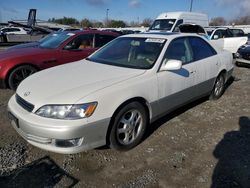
[190,70,196,74]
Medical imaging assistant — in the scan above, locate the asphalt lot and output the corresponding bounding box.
[0,65,249,187]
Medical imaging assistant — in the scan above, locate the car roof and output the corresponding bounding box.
[119,32,202,40]
[63,29,121,36]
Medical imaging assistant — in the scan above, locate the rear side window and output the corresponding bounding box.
[95,34,116,48]
[189,37,217,61]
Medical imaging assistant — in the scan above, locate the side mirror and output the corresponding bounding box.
[213,35,219,40]
[160,59,182,71]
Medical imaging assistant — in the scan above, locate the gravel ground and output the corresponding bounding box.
[0,65,249,188]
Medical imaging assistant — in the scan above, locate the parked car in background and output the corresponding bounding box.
[149,11,209,32]
[8,32,233,154]
[178,23,209,39]
[0,27,28,35]
[7,33,55,50]
[57,28,81,32]
[230,28,246,37]
[0,30,120,90]
[206,27,248,54]
[235,44,250,66]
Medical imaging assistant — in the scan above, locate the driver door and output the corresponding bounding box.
[156,37,197,116]
[58,34,95,65]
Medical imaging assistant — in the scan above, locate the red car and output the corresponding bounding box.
[0,30,120,90]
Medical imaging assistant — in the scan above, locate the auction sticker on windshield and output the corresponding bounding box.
[145,38,165,43]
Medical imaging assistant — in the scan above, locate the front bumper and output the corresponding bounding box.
[235,58,250,65]
[8,95,110,154]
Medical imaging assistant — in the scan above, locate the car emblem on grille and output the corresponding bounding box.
[24,91,31,97]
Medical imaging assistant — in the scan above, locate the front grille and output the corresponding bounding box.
[242,53,250,61]
[16,94,34,112]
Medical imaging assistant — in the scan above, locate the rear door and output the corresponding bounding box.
[188,37,219,96]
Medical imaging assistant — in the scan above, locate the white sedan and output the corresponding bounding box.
[8,33,234,154]
[0,27,28,35]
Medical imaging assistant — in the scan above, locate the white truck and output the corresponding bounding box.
[207,27,248,54]
[149,11,209,32]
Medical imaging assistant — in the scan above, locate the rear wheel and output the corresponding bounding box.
[109,102,148,151]
[209,74,225,100]
[8,65,37,90]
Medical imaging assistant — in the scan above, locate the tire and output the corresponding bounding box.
[8,65,37,90]
[209,74,225,100]
[109,102,148,151]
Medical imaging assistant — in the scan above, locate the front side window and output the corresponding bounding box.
[64,34,94,50]
[164,37,193,64]
[173,19,184,32]
[88,37,166,69]
[149,19,176,31]
[189,37,217,61]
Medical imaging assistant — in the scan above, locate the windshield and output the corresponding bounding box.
[88,37,166,69]
[39,32,74,49]
[149,19,176,31]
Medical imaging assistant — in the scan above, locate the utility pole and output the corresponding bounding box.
[106,8,109,26]
[0,9,2,23]
[190,0,193,12]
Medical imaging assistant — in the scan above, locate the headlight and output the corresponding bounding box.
[35,102,97,119]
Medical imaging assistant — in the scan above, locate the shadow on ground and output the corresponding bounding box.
[211,116,250,188]
[0,156,78,188]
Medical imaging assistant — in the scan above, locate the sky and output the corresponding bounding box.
[0,0,249,23]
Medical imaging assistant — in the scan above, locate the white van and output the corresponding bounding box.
[149,12,209,32]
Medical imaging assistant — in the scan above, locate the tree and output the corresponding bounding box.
[210,17,227,26]
[108,20,127,28]
[80,18,93,28]
[129,21,140,27]
[48,17,79,25]
[92,21,104,28]
[230,16,250,25]
[141,18,153,27]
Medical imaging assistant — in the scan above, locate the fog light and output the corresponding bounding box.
[235,52,240,58]
[55,138,83,148]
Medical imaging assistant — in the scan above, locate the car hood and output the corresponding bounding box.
[16,59,146,108]
[7,42,40,51]
[0,46,53,61]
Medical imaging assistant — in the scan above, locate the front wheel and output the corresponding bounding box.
[209,74,225,100]
[8,65,37,90]
[109,102,148,151]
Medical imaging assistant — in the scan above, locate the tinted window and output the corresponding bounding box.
[189,37,216,61]
[231,29,245,37]
[95,34,116,47]
[164,37,193,64]
[212,29,233,39]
